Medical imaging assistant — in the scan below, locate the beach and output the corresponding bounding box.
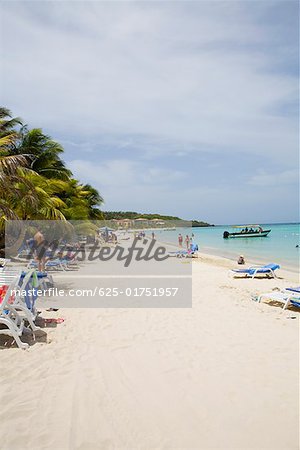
[0,253,299,450]
[1,0,299,448]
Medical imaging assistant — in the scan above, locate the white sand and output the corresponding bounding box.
[0,254,299,450]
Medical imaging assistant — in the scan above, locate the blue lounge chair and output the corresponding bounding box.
[285,286,300,294]
[283,286,300,308]
[169,244,199,258]
[27,258,68,271]
[20,270,53,289]
[258,288,300,310]
[231,263,280,279]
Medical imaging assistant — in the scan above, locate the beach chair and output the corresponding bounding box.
[0,277,29,349]
[0,258,10,268]
[230,263,280,279]
[27,258,67,271]
[20,270,53,290]
[0,268,22,287]
[28,255,78,271]
[0,269,41,331]
[12,270,41,331]
[169,244,199,258]
[258,288,300,310]
[283,286,300,309]
[61,255,79,268]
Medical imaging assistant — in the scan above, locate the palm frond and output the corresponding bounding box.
[0,154,30,173]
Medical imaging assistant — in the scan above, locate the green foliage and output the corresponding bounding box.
[0,107,104,230]
[103,211,181,221]
[104,212,213,226]
[192,220,214,227]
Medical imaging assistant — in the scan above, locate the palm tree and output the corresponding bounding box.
[0,108,33,220]
[0,109,67,240]
[0,107,22,143]
[12,127,71,180]
[82,184,104,219]
[0,106,104,231]
[58,179,93,220]
[0,107,30,173]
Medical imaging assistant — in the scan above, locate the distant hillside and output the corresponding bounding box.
[103,211,180,220]
[103,211,213,227]
[192,220,214,227]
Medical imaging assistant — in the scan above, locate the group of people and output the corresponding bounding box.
[178,233,195,250]
[177,232,246,264]
[100,231,117,244]
[134,231,156,240]
[241,226,263,234]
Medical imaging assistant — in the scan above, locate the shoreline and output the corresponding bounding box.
[194,251,299,284]
[140,224,300,271]
[200,246,299,274]
[148,234,299,275]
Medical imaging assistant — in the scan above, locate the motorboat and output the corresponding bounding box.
[223,225,271,239]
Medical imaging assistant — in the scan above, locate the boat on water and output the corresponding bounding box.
[223,225,271,239]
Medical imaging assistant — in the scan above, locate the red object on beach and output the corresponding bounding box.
[43,318,65,324]
[0,284,9,304]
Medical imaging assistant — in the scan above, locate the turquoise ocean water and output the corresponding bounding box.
[155,223,300,271]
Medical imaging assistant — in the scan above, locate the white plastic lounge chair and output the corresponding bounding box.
[230,263,280,279]
[12,270,41,331]
[0,267,51,289]
[258,289,300,310]
[0,258,10,267]
[0,269,41,331]
[0,277,29,349]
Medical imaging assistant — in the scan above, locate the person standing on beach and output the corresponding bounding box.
[33,229,47,272]
[185,235,190,250]
[151,232,155,240]
[178,234,183,247]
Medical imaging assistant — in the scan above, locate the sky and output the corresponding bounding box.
[0,1,299,224]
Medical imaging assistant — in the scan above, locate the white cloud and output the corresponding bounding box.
[248,169,299,187]
[69,159,138,188]
[69,159,186,189]
[1,1,298,165]
[69,158,299,223]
